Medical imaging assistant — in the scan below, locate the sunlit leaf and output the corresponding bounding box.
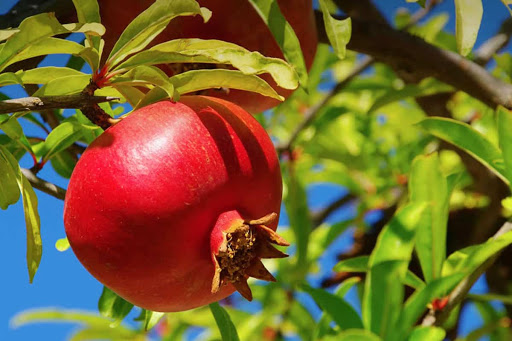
[391,273,464,339]
[497,106,512,189]
[301,284,364,330]
[72,0,102,52]
[39,121,84,163]
[363,203,427,338]
[17,67,87,85]
[34,74,91,96]
[417,117,508,185]
[318,0,351,59]
[107,0,211,69]
[408,326,445,341]
[0,146,20,209]
[248,0,308,86]
[455,0,483,56]
[409,153,449,282]
[55,237,70,252]
[20,176,42,283]
[209,302,240,341]
[110,65,176,100]
[98,287,134,326]
[115,38,298,90]
[135,309,165,331]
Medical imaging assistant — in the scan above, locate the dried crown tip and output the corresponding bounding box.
[211,212,289,301]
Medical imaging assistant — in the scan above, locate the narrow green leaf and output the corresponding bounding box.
[115,38,298,90]
[55,238,70,252]
[134,69,283,109]
[39,121,84,163]
[4,38,85,69]
[301,284,364,330]
[248,0,308,86]
[318,0,351,59]
[442,228,512,276]
[107,0,211,68]
[363,203,427,338]
[408,326,445,341]
[138,310,165,331]
[0,115,33,153]
[76,47,101,72]
[418,117,508,185]
[209,302,240,341]
[34,75,91,96]
[0,147,20,209]
[111,65,176,100]
[455,0,483,56]
[72,0,102,52]
[314,277,361,340]
[98,286,134,326]
[0,72,23,87]
[17,67,86,85]
[50,151,77,179]
[335,329,382,341]
[409,153,449,282]
[20,176,42,283]
[497,106,512,189]
[334,255,426,290]
[392,273,464,339]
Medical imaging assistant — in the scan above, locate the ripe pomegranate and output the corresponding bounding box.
[64,96,288,312]
[97,0,317,113]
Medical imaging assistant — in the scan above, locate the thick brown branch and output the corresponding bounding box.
[21,168,66,200]
[422,222,512,327]
[315,11,512,109]
[0,94,118,115]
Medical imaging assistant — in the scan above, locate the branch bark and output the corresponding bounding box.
[21,168,66,200]
[0,94,118,115]
[315,11,512,109]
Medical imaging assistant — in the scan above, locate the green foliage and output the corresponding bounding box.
[454,0,483,56]
[318,0,351,60]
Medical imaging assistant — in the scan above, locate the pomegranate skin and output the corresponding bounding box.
[97,0,317,113]
[64,96,282,312]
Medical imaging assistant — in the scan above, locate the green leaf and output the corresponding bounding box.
[3,38,85,69]
[417,117,508,185]
[318,0,351,59]
[39,121,84,163]
[442,227,512,277]
[20,175,42,283]
[98,286,134,326]
[497,106,512,189]
[34,75,91,96]
[363,203,427,338]
[334,329,382,341]
[135,309,165,331]
[134,69,284,109]
[0,147,20,209]
[111,65,176,100]
[0,115,33,153]
[455,0,483,56]
[391,273,464,339]
[17,67,87,85]
[408,326,445,341]
[72,0,102,52]
[209,302,240,341]
[314,277,361,340]
[115,38,298,90]
[55,238,70,252]
[107,0,211,69]
[248,0,308,87]
[409,153,449,282]
[50,151,77,179]
[301,284,364,330]
[333,255,426,290]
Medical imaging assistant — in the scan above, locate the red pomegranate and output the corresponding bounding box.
[63,96,288,312]
[97,0,317,112]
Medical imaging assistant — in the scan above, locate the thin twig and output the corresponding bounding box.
[0,94,119,115]
[21,168,67,200]
[422,222,512,327]
[311,193,357,228]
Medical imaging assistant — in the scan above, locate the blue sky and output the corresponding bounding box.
[1,1,511,340]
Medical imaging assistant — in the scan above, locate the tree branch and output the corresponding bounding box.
[21,168,66,200]
[311,193,357,228]
[0,94,118,115]
[315,11,512,109]
[422,221,512,327]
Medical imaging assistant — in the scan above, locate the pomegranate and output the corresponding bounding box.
[64,96,288,312]
[96,0,317,112]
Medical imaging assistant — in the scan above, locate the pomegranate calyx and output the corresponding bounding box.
[211,212,289,301]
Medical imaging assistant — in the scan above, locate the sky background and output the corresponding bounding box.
[0,0,510,340]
